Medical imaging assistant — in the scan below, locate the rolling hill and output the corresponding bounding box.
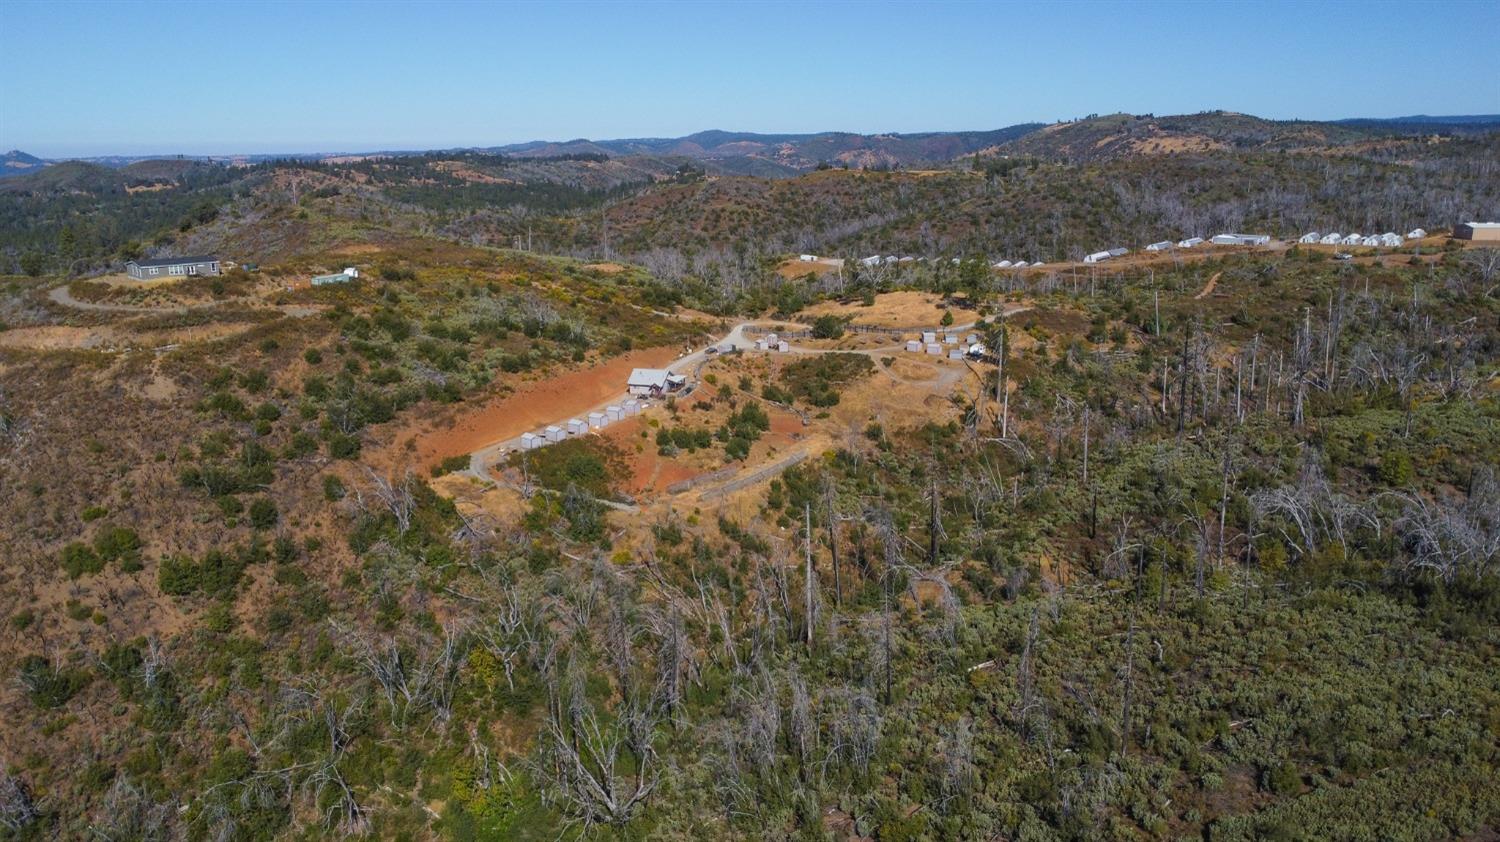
[483,125,1047,171]
[0,149,47,179]
[989,111,1500,162]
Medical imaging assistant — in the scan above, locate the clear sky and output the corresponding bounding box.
[2,0,1497,157]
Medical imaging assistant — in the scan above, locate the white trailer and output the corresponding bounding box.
[906,339,922,353]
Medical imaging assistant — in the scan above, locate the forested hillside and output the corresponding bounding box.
[0,110,1497,841]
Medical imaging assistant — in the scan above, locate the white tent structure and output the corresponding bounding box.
[1178,237,1204,248]
[1211,233,1271,246]
[1361,236,1381,247]
[1407,228,1427,239]
[1379,233,1403,247]
[1341,233,1363,245]
[995,260,1013,268]
[1012,261,1029,268]
[1083,251,1112,264]
[1145,241,1174,251]
[1320,233,1342,245]
[1299,232,1321,244]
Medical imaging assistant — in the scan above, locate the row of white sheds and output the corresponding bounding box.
[1299,229,1424,247]
[519,400,644,450]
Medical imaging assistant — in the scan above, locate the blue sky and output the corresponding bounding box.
[2,0,1497,157]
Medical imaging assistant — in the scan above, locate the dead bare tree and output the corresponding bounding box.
[360,467,418,534]
[0,768,39,833]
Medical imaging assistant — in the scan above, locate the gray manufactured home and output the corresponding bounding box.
[125,255,221,280]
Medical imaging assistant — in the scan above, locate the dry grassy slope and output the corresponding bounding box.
[0,241,697,678]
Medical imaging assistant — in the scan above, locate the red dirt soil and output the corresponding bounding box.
[393,347,681,469]
[599,418,702,495]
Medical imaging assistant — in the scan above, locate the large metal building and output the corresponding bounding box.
[1455,222,1500,242]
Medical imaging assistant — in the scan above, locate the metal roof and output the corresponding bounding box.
[129,255,219,268]
[627,368,672,388]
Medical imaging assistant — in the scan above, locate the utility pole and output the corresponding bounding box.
[1082,406,1091,486]
[804,503,814,649]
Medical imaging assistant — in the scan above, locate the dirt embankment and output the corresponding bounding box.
[386,347,682,469]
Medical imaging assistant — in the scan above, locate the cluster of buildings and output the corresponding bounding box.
[518,399,647,451]
[517,367,686,452]
[1083,233,1270,265]
[1297,231,1413,247]
[753,332,791,353]
[905,330,985,361]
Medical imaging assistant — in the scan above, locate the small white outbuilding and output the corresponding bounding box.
[588,411,608,429]
[567,419,588,436]
[520,432,542,450]
[1083,251,1112,264]
[1146,241,1174,252]
[1178,237,1204,248]
[906,339,922,353]
[925,342,942,355]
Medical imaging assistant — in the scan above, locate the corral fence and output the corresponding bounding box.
[665,464,738,495]
[700,451,809,501]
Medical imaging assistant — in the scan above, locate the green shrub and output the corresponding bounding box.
[248,498,278,529]
[61,542,104,578]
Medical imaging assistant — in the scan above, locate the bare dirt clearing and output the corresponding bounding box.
[802,291,966,327]
[388,346,682,471]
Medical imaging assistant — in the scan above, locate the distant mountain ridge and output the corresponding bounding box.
[480,125,1048,173]
[5,111,1498,179]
